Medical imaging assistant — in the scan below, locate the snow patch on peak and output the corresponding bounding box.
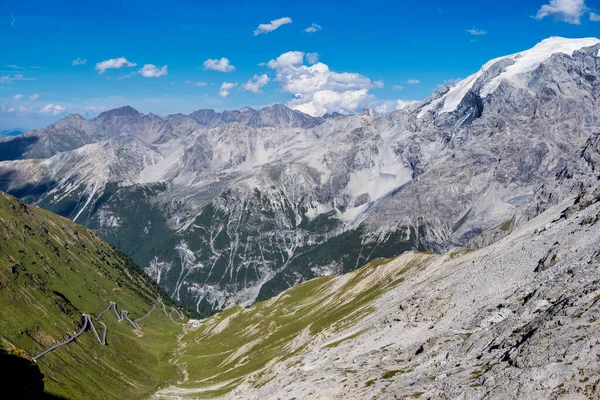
[418,71,483,118]
[439,71,481,115]
[480,37,600,97]
[418,37,600,119]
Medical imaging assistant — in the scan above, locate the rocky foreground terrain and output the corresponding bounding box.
[149,185,600,399]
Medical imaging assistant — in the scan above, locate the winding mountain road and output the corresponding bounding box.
[133,302,158,324]
[32,299,183,362]
[170,306,184,320]
[32,315,93,362]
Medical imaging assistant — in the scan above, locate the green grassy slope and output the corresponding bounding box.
[159,253,433,398]
[0,189,438,399]
[0,192,184,399]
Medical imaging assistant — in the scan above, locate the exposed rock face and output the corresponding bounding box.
[0,114,110,160]
[1,37,599,314]
[150,184,600,399]
[222,190,600,400]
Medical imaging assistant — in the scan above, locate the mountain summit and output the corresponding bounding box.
[418,36,600,118]
[94,105,141,119]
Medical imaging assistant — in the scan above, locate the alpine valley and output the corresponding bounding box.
[2,37,600,319]
[2,35,600,399]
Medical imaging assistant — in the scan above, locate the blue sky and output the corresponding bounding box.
[1,0,600,129]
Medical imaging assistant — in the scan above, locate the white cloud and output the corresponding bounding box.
[373,80,384,88]
[13,94,23,100]
[6,64,23,69]
[219,82,238,98]
[304,23,322,33]
[139,64,168,78]
[267,50,382,116]
[391,85,404,91]
[242,74,270,93]
[305,52,319,64]
[12,74,34,81]
[96,57,137,74]
[29,93,39,101]
[254,17,292,35]
[203,58,236,72]
[81,106,106,118]
[370,99,418,114]
[72,57,87,66]
[407,79,420,84]
[295,89,372,116]
[0,74,35,83]
[40,104,66,116]
[267,52,305,69]
[466,27,487,35]
[0,103,34,114]
[590,12,600,20]
[186,80,208,87]
[16,105,35,114]
[84,106,107,112]
[535,0,587,24]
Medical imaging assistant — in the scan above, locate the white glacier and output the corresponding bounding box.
[418,37,600,118]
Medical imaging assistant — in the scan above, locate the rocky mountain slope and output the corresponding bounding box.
[0,104,323,162]
[1,36,599,315]
[5,182,598,399]
[0,192,186,399]
[152,183,600,399]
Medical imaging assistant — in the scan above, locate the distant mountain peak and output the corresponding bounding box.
[48,113,89,130]
[0,128,25,137]
[61,113,87,122]
[322,111,345,119]
[95,105,141,120]
[359,108,378,118]
[262,103,289,111]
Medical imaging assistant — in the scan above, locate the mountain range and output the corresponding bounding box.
[1,36,599,317]
[2,35,600,399]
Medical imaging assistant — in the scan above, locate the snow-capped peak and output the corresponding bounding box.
[418,36,600,118]
[480,36,600,96]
